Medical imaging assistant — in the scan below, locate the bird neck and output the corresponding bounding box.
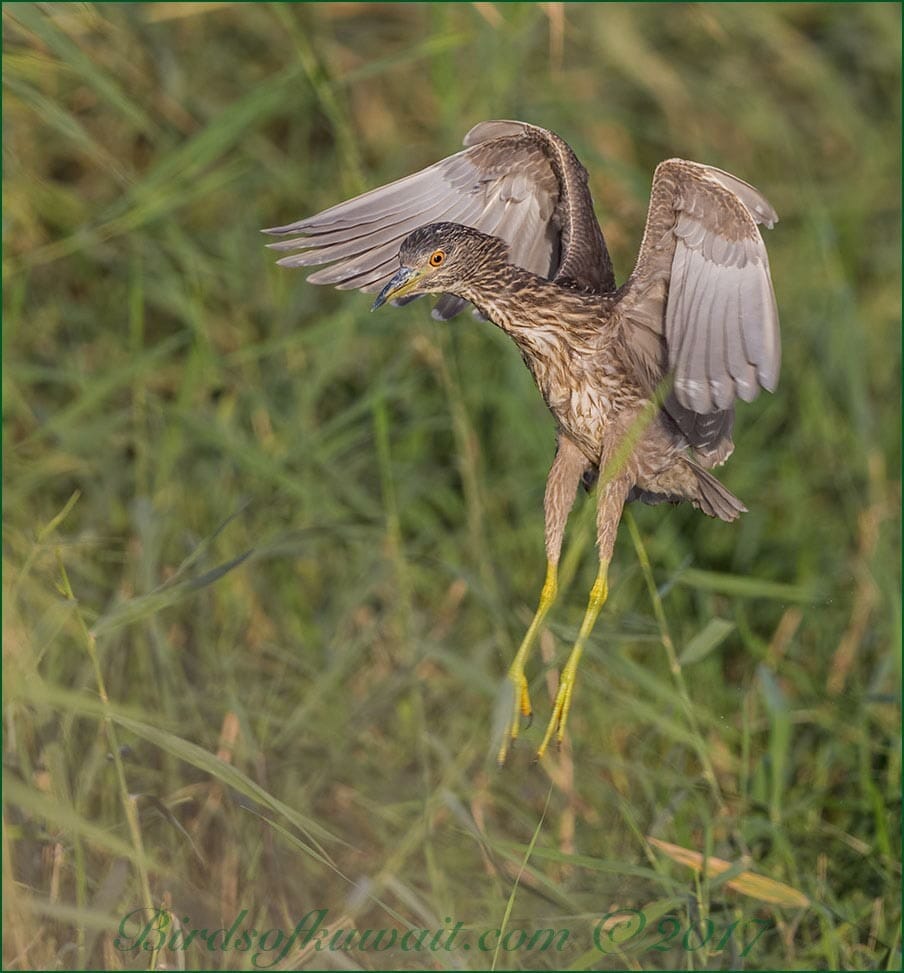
[457,263,607,352]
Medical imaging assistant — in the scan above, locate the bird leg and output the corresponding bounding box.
[497,435,586,766]
[536,471,631,760]
[503,560,557,726]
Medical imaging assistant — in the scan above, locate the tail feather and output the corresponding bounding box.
[688,463,747,522]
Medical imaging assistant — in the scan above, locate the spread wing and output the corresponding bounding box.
[615,159,780,463]
[263,120,615,320]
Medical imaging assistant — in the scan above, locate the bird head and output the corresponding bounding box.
[372,222,509,310]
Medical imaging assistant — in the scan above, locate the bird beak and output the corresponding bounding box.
[371,266,424,311]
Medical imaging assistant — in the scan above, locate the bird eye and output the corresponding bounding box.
[429,249,445,267]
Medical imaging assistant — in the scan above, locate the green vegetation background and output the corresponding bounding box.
[3,3,900,970]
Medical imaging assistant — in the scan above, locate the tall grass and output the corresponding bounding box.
[3,3,901,970]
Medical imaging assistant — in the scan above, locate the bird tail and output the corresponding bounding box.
[687,462,747,522]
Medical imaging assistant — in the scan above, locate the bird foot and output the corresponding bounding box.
[496,667,533,768]
[535,571,606,760]
[535,661,578,760]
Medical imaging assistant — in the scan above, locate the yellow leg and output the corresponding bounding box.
[536,564,609,760]
[496,561,558,766]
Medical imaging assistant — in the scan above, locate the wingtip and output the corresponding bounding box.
[275,254,311,269]
[752,200,779,229]
[261,219,311,236]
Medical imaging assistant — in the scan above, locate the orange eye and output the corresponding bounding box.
[429,249,445,267]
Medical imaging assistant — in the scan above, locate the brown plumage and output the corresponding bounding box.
[264,120,780,763]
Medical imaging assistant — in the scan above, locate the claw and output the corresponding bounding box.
[496,667,533,767]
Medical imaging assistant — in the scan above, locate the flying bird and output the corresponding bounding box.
[263,120,780,763]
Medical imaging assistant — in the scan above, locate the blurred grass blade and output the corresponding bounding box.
[90,549,252,638]
[37,490,82,542]
[491,786,551,973]
[337,31,468,88]
[676,568,818,603]
[139,795,205,867]
[19,63,302,268]
[757,663,793,823]
[4,4,158,135]
[679,617,735,665]
[8,491,81,605]
[648,837,810,908]
[3,775,159,870]
[143,3,237,23]
[2,74,129,184]
[182,548,252,592]
[495,841,664,882]
[15,897,127,932]
[109,713,345,860]
[757,663,789,714]
[23,332,190,445]
[114,65,301,212]
[164,501,252,585]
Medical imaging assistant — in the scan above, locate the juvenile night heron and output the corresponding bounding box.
[264,120,780,763]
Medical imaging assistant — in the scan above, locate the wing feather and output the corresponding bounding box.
[616,158,780,459]
[264,120,615,317]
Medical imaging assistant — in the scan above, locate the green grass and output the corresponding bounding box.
[3,3,901,970]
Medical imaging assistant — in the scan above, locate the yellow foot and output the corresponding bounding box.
[535,662,578,760]
[495,561,559,767]
[534,568,607,761]
[496,666,533,767]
